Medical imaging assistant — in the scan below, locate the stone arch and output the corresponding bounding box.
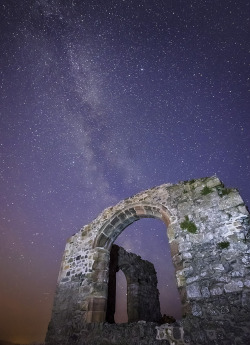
[89,203,179,324]
[46,176,250,345]
[93,202,172,250]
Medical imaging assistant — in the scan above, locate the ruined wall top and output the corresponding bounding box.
[115,245,159,286]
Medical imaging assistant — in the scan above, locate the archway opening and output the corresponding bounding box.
[114,270,128,323]
[113,218,182,323]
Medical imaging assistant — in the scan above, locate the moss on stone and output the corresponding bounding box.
[221,188,231,196]
[183,179,196,185]
[216,185,232,197]
[180,216,197,234]
[218,241,230,249]
[201,186,213,195]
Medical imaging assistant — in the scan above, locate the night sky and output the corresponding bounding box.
[0,0,249,343]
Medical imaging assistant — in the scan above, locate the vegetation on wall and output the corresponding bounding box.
[216,185,232,197]
[180,216,197,234]
[201,186,213,195]
[218,241,230,249]
[183,179,196,184]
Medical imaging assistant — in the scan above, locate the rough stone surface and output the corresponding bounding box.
[45,176,250,345]
[156,323,184,344]
[77,322,171,345]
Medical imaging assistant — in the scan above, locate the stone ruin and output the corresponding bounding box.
[45,176,250,345]
[106,244,161,324]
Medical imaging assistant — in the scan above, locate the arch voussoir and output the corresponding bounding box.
[94,203,168,249]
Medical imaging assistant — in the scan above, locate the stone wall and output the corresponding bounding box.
[75,322,173,345]
[45,176,250,345]
[106,245,161,323]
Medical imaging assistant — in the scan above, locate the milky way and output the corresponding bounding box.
[0,0,249,343]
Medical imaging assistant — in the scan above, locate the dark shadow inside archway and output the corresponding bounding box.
[107,218,182,323]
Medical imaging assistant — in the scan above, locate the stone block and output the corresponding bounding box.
[118,212,127,221]
[167,224,176,241]
[179,286,187,304]
[231,267,245,277]
[124,208,135,217]
[103,223,114,237]
[121,217,136,227]
[244,279,250,288]
[96,233,108,247]
[110,216,121,226]
[238,205,249,215]
[213,264,224,271]
[182,252,192,259]
[134,205,145,216]
[186,275,199,284]
[183,265,194,276]
[201,286,211,298]
[176,269,186,287]
[186,282,202,298]
[172,254,183,271]
[224,280,243,293]
[170,240,179,256]
[206,177,221,188]
[218,192,244,211]
[210,285,223,296]
[192,303,203,316]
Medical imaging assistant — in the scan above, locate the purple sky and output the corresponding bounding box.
[0,0,249,343]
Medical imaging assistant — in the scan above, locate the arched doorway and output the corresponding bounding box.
[90,203,184,323]
[114,218,182,322]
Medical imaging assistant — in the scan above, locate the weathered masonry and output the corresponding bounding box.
[46,176,250,345]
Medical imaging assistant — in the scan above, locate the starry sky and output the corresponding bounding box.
[0,0,249,343]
